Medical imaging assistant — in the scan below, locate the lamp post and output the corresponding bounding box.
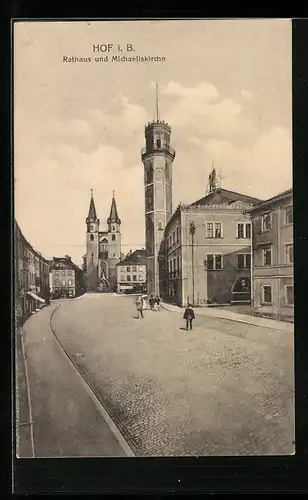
[189,221,196,306]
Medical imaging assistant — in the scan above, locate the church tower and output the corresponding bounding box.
[86,189,100,291]
[141,84,176,296]
[106,191,121,291]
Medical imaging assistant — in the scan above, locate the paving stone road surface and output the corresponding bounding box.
[50,294,295,457]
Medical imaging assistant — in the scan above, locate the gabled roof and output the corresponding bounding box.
[107,195,121,225]
[190,188,261,207]
[116,249,146,266]
[245,188,292,213]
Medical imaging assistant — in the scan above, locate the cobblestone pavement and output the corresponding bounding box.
[51,294,295,457]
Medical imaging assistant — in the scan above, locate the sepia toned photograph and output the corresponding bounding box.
[14,19,294,458]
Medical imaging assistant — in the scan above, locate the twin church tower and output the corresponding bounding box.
[85,85,176,294]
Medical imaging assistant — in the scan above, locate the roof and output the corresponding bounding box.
[86,192,98,223]
[117,249,146,266]
[50,256,83,272]
[190,188,261,207]
[107,195,121,225]
[14,219,50,264]
[245,188,292,214]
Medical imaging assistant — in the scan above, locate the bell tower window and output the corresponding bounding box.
[156,138,161,149]
[90,234,94,241]
[112,225,115,231]
[112,234,116,241]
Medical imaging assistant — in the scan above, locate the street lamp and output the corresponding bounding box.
[189,221,196,306]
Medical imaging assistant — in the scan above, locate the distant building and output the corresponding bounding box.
[14,220,50,325]
[116,249,146,294]
[84,190,122,293]
[50,256,85,299]
[158,173,262,307]
[245,188,293,322]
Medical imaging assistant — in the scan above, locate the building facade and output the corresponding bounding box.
[14,220,50,326]
[84,190,122,293]
[159,185,261,307]
[246,189,293,322]
[50,256,85,299]
[141,119,176,296]
[116,249,146,294]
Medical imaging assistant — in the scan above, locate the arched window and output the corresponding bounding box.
[112,225,115,231]
[90,234,94,241]
[112,234,116,241]
[157,221,164,230]
[156,138,161,148]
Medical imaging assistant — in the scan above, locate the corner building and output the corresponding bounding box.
[141,119,176,295]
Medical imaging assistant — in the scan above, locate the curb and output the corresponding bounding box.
[161,303,293,333]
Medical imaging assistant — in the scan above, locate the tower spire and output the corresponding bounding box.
[156,82,160,122]
[86,189,98,223]
[107,192,121,226]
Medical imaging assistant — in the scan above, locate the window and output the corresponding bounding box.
[262,285,272,304]
[156,138,161,148]
[206,254,223,270]
[112,226,115,231]
[133,275,137,281]
[127,275,131,281]
[139,267,143,272]
[112,234,116,241]
[62,280,66,286]
[237,253,251,270]
[120,275,125,281]
[139,276,143,281]
[285,244,293,264]
[237,223,251,238]
[121,267,125,272]
[132,266,137,272]
[126,267,131,272]
[55,280,60,286]
[172,231,175,246]
[177,256,180,272]
[263,246,272,266]
[215,223,222,238]
[61,271,65,276]
[206,223,213,238]
[90,234,94,241]
[176,226,180,242]
[55,271,59,276]
[68,271,72,276]
[285,206,293,225]
[261,212,272,232]
[68,280,72,286]
[285,285,294,305]
[158,221,163,230]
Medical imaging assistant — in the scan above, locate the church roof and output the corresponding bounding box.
[86,191,98,223]
[107,194,121,225]
[190,188,262,207]
[117,249,146,266]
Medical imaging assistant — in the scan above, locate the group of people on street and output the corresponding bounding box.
[135,294,196,331]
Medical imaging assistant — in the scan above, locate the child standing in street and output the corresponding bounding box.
[155,295,161,311]
[183,303,195,331]
[136,296,144,318]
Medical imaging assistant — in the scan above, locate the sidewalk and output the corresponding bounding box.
[161,302,293,333]
[19,304,128,457]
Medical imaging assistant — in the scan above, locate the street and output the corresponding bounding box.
[20,294,294,457]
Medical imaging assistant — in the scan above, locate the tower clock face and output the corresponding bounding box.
[155,168,164,180]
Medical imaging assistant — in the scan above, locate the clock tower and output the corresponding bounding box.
[141,84,176,295]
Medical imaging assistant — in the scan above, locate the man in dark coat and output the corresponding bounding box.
[183,303,195,331]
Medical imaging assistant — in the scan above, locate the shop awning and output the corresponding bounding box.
[27,291,45,303]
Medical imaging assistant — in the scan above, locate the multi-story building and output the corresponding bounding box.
[14,220,51,325]
[158,170,261,307]
[116,249,146,294]
[245,188,293,322]
[84,190,122,292]
[50,256,85,298]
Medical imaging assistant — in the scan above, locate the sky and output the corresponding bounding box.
[14,19,292,266]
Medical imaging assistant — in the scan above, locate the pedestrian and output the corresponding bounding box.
[155,295,161,311]
[149,295,155,311]
[136,295,144,319]
[183,303,195,331]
